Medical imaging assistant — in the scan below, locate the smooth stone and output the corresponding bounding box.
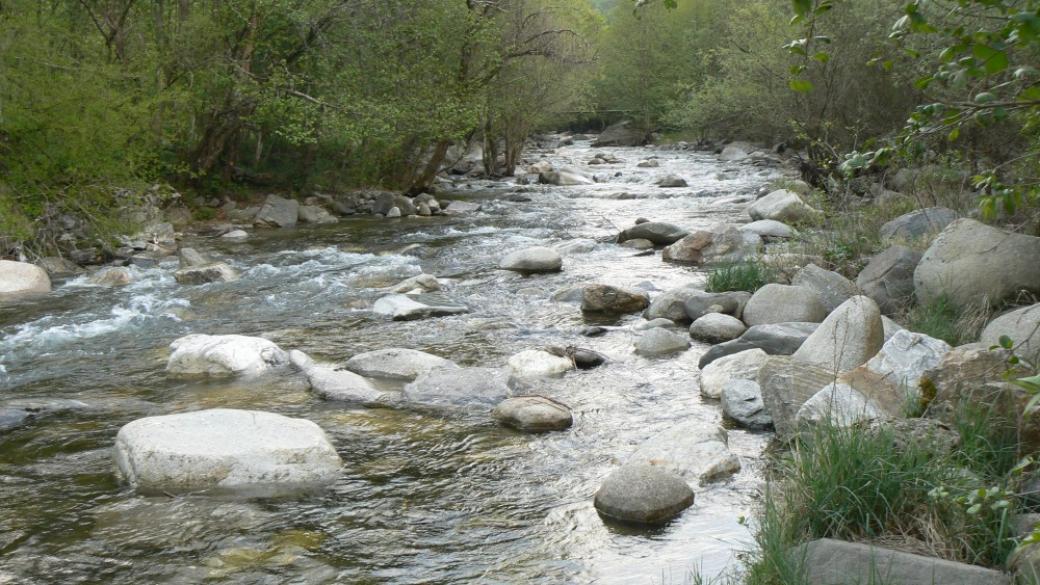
[620,238,654,250]
[178,247,209,268]
[657,174,688,188]
[643,284,704,323]
[795,382,886,429]
[662,225,761,265]
[633,318,676,331]
[492,396,573,432]
[742,284,827,327]
[385,206,402,218]
[617,222,689,246]
[507,349,575,378]
[88,267,133,287]
[626,422,741,483]
[345,348,458,381]
[570,348,607,369]
[221,229,248,239]
[592,120,649,147]
[594,464,694,526]
[298,205,338,225]
[166,334,289,378]
[792,296,884,373]
[698,322,820,368]
[403,367,512,410]
[500,247,563,274]
[582,326,609,337]
[581,284,650,314]
[683,291,751,321]
[539,167,595,186]
[635,328,690,356]
[746,189,822,224]
[555,238,597,255]
[721,379,772,429]
[36,257,83,278]
[839,330,950,417]
[389,273,440,294]
[372,294,469,321]
[254,194,299,228]
[880,207,958,243]
[981,303,1040,364]
[791,264,859,313]
[741,219,797,239]
[174,263,238,285]
[689,313,747,343]
[289,350,390,405]
[757,356,838,441]
[699,348,770,399]
[113,408,341,493]
[856,245,922,315]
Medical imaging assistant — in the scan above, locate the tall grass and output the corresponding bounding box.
[705,260,778,293]
[903,295,992,346]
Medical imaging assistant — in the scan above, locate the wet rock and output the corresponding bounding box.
[626,422,741,483]
[617,222,689,246]
[500,247,563,274]
[0,408,31,432]
[981,303,1040,364]
[551,285,585,303]
[635,328,690,356]
[88,267,133,287]
[914,218,1040,308]
[221,229,248,239]
[689,313,746,343]
[662,225,761,265]
[656,174,688,188]
[699,348,769,399]
[507,349,575,378]
[345,348,458,381]
[791,264,859,313]
[592,120,649,147]
[742,284,828,326]
[594,464,694,526]
[792,296,884,373]
[555,238,597,256]
[793,538,1010,585]
[254,194,299,228]
[856,245,921,315]
[443,200,482,214]
[747,189,822,224]
[580,284,650,315]
[113,408,342,493]
[880,207,958,243]
[740,219,798,240]
[178,248,209,268]
[228,206,259,223]
[389,273,440,294]
[166,334,289,378]
[582,326,609,337]
[758,356,838,441]
[569,347,607,369]
[37,257,83,278]
[403,367,512,410]
[492,396,573,432]
[290,350,390,405]
[795,383,885,429]
[839,330,950,417]
[722,379,772,429]
[637,159,659,168]
[698,322,820,368]
[392,195,417,216]
[174,263,238,285]
[620,238,654,250]
[540,167,595,186]
[719,144,748,161]
[386,206,402,218]
[683,290,751,321]
[644,284,704,322]
[298,205,339,225]
[372,293,469,321]
[634,318,675,330]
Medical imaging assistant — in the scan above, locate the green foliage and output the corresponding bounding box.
[904,295,966,345]
[705,260,778,293]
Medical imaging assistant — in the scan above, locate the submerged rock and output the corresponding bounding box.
[581,284,650,314]
[791,264,859,313]
[290,350,390,405]
[403,367,512,410]
[372,294,469,321]
[626,422,741,483]
[88,267,133,287]
[839,330,950,417]
[699,348,769,399]
[617,222,689,246]
[345,348,457,381]
[166,334,289,378]
[492,396,573,432]
[856,245,921,315]
[594,464,694,526]
[254,194,299,228]
[635,328,690,356]
[698,322,819,368]
[113,408,341,493]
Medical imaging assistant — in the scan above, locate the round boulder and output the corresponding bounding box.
[166,334,289,378]
[492,396,573,432]
[500,247,563,274]
[742,284,828,326]
[345,348,457,381]
[113,408,341,493]
[635,328,690,356]
[581,284,650,315]
[721,379,772,429]
[856,246,921,315]
[593,464,694,526]
[689,313,747,344]
[792,296,884,373]
[747,189,822,224]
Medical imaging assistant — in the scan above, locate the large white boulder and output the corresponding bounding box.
[113,408,341,492]
[699,348,770,399]
[508,349,575,378]
[981,303,1040,364]
[795,383,886,429]
[499,247,563,274]
[166,334,289,377]
[625,422,741,483]
[344,348,457,381]
[289,350,390,405]
[742,284,828,326]
[839,330,950,416]
[792,296,884,373]
[0,260,51,298]
[747,189,822,224]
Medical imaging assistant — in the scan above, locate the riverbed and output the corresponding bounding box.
[0,139,789,584]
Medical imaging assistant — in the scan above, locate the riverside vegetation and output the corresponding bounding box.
[2,1,1040,584]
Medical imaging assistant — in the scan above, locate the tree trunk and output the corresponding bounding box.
[407,140,450,195]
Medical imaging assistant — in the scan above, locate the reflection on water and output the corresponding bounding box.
[0,140,786,583]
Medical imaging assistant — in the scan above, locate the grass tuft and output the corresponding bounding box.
[705,260,778,293]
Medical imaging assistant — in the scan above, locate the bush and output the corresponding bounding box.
[705,260,778,293]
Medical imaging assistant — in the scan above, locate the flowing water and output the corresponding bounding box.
[0,139,790,584]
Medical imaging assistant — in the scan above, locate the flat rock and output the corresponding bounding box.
[403,367,512,410]
[698,322,820,368]
[581,284,650,314]
[699,348,769,399]
[792,264,859,313]
[372,293,469,321]
[689,313,747,343]
[254,194,299,228]
[742,284,828,326]
[618,222,689,246]
[507,349,575,378]
[626,422,741,483]
[880,207,958,243]
[166,334,289,378]
[500,247,563,274]
[492,396,572,432]
[174,263,238,285]
[113,408,341,493]
[594,464,694,526]
[662,225,761,265]
[721,379,772,429]
[345,348,458,381]
[792,296,884,373]
[635,328,690,356]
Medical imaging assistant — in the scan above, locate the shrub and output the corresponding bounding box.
[705,260,778,293]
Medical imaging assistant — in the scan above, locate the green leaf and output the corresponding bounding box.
[813,52,830,64]
[789,79,815,93]
[974,92,997,104]
[1000,335,1014,349]
[947,127,960,142]
[792,0,812,17]
[973,44,1009,75]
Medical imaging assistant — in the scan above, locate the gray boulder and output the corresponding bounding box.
[372,294,469,321]
[792,264,859,312]
[792,538,1009,585]
[443,200,482,214]
[114,408,341,493]
[592,120,649,147]
[758,356,838,441]
[581,284,650,314]
[178,248,209,268]
[740,219,798,240]
[500,247,563,274]
[507,349,575,379]
[689,313,747,344]
[742,284,828,326]
[792,296,884,373]
[914,218,1040,308]
[540,167,594,186]
[492,396,573,432]
[684,290,751,321]
[593,464,694,525]
[880,207,958,243]
[289,350,390,405]
[747,189,822,224]
[795,383,886,429]
[221,229,248,239]
[721,379,772,429]
[555,238,598,256]
[345,348,458,381]
[644,284,704,322]
[621,238,654,250]
[657,174,688,188]
[254,194,299,228]
[662,225,761,265]
[36,257,83,278]
[981,303,1040,364]
[635,328,690,356]
[856,246,922,315]
[403,367,512,410]
[389,274,440,294]
[166,334,289,378]
[839,330,950,417]
[700,348,769,399]
[618,222,689,246]
[698,322,820,368]
[626,422,741,483]
[174,263,238,285]
[88,267,133,287]
[298,205,339,225]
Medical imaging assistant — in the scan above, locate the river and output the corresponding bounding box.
[0,138,789,584]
